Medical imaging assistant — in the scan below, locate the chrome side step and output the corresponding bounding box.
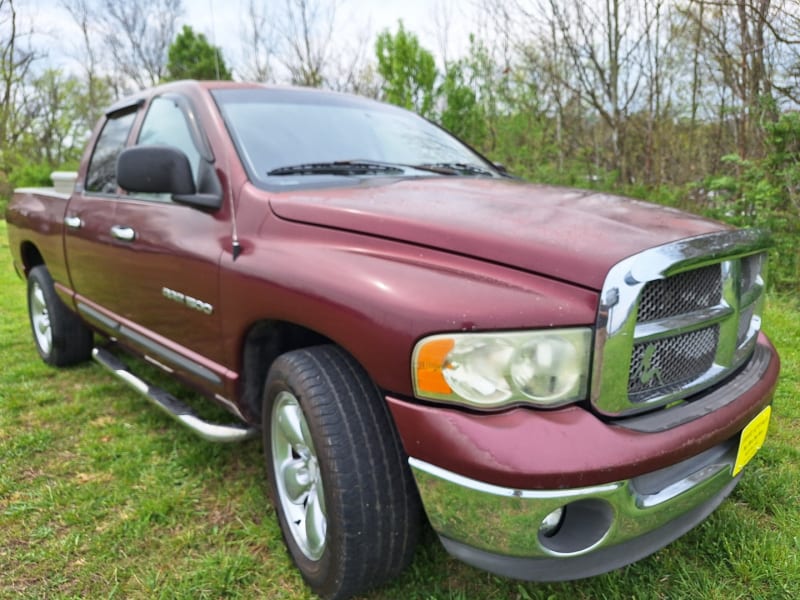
[92,347,258,443]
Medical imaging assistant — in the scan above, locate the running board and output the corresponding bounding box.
[92,347,258,443]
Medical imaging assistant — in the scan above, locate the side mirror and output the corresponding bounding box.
[117,145,222,210]
[117,145,194,194]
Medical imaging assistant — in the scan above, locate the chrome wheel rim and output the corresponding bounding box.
[271,391,327,560]
[30,281,52,355]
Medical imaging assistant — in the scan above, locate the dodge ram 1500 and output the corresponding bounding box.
[5,81,779,600]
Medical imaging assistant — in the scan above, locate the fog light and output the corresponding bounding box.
[537,499,614,555]
[539,507,565,538]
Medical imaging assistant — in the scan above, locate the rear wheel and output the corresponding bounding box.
[27,266,93,366]
[262,345,421,600]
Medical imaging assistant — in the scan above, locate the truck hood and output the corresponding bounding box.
[268,178,728,290]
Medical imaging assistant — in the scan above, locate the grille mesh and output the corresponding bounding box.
[628,326,719,401]
[637,265,722,322]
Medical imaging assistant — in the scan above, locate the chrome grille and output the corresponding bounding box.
[740,253,763,295]
[628,326,719,402]
[637,265,722,322]
[737,306,755,346]
[591,230,770,418]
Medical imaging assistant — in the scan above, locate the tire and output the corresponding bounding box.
[27,265,93,366]
[262,345,421,600]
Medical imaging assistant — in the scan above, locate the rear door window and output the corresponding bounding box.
[85,110,137,194]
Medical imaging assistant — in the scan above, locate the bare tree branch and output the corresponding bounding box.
[238,0,278,82]
[99,0,183,90]
[278,0,339,87]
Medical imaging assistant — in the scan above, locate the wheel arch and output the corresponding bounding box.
[239,319,334,422]
[19,241,45,276]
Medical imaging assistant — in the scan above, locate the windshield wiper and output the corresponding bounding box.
[267,160,406,176]
[267,159,497,178]
[413,162,496,176]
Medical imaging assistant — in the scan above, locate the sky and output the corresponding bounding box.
[17,0,480,78]
[186,0,472,54]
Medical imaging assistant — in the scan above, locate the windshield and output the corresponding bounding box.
[211,88,497,187]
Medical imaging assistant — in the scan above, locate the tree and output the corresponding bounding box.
[279,0,339,87]
[1,0,37,193]
[1,0,35,143]
[679,0,785,161]
[238,0,277,81]
[100,0,183,90]
[60,0,113,128]
[21,69,94,166]
[439,59,486,147]
[540,0,663,183]
[375,21,437,116]
[165,25,232,81]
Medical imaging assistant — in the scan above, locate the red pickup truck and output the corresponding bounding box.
[5,81,779,600]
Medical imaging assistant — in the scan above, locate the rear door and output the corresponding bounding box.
[64,107,138,333]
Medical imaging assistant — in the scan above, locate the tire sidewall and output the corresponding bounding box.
[26,265,92,367]
[27,267,57,365]
[261,346,421,599]
[262,370,338,592]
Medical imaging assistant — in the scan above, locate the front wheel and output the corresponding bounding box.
[27,265,93,366]
[263,345,421,600]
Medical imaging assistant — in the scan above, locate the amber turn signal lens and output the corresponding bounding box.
[414,338,454,396]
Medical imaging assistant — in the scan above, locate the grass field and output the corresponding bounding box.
[1,218,798,599]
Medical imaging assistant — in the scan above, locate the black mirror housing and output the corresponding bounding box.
[117,145,196,195]
[116,145,222,210]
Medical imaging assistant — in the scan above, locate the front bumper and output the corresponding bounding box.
[410,436,743,581]
[390,336,778,580]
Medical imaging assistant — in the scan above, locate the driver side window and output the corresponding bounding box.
[135,96,202,201]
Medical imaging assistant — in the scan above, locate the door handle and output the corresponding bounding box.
[110,225,136,241]
[64,215,82,229]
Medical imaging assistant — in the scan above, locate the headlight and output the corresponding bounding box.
[412,328,593,409]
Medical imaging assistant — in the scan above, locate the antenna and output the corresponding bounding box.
[209,0,221,79]
[209,0,236,259]
[227,154,241,260]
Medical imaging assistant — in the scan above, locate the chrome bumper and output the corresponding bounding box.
[410,437,742,581]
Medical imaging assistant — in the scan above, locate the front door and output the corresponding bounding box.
[106,95,229,384]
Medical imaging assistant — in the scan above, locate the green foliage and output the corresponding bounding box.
[24,69,99,166]
[7,162,53,189]
[2,69,98,171]
[165,25,232,82]
[703,112,800,289]
[0,68,106,218]
[444,37,563,183]
[438,61,486,147]
[375,21,437,117]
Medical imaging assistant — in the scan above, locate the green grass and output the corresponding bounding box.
[1,217,799,599]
